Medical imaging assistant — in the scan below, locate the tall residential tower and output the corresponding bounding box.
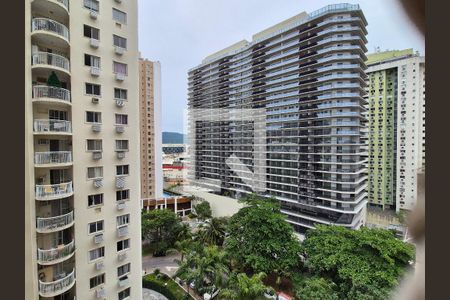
[25,0,142,299]
[187,4,369,234]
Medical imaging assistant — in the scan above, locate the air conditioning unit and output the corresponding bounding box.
[115,73,126,81]
[117,201,126,210]
[92,124,102,132]
[96,288,106,298]
[94,233,104,244]
[114,46,125,55]
[118,276,129,287]
[115,125,125,133]
[116,176,126,189]
[90,38,99,48]
[115,0,122,3]
[91,67,100,76]
[116,151,125,159]
[90,10,98,19]
[95,261,104,270]
[92,97,100,104]
[93,178,103,188]
[92,151,102,160]
[115,99,125,107]
[118,252,127,261]
[117,225,128,237]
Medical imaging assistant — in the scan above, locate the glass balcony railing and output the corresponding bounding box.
[32,85,71,103]
[35,181,73,200]
[36,211,74,233]
[37,240,75,264]
[31,18,69,41]
[33,119,72,134]
[39,269,75,297]
[32,52,70,72]
[34,151,72,165]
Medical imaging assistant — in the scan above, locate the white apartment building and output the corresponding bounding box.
[25,0,142,299]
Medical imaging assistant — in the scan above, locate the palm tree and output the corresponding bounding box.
[198,217,228,246]
[219,272,269,300]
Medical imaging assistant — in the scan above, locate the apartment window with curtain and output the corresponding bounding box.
[117,214,130,227]
[116,189,130,201]
[112,8,127,24]
[86,111,102,123]
[113,61,128,75]
[88,220,104,234]
[83,25,99,40]
[88,193,104,207]
[118,288,130,300]
[84,54,101,68]
[114,88,127,100]
[115,114,128,125]
[117,263,131,277]
[89,273,105,289]
[116,165,129,176]
[85,83,101,96]
[115,140,129,151]
[87,139,102,151]
[88,246,105,262]
[117,239,130,252]
[87,166,103,179]
[84,0,99,12]
[113,34,127,49]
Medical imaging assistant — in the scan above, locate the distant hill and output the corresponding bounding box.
[162,132,185,144]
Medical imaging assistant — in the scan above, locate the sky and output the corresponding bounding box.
[138,0,425,133]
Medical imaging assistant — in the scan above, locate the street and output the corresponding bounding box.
[142,252,181,277]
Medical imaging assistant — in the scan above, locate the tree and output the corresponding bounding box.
[294,277,339,300]
[197,217,228,246]
[141,209,184,256]
[47,71,61,87]
[301,225,415,299]
[219,272,269,300]
[225,194,302,277]
[194,201,212,221]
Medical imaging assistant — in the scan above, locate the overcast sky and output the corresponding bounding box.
[138,0,425,133]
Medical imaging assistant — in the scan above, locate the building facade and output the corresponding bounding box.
[139,58,163,201]
[366,49,425,212]
[25,0,142,299]
[187,4,369,234]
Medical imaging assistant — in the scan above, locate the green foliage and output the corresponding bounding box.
[141,209,186,256]
[143,273,190,300]
[194,201,212,221]
[219,272,269,300]
[301,225,415,299]
[225,194,302,277]
[294,276,339,300]
[198,217,229,246]
[47,71,61,87]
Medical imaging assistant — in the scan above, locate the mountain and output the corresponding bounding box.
[162,132,185,144]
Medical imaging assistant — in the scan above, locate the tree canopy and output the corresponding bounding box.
[194,201,212,221]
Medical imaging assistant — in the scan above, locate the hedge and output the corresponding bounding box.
[142,273,190,300]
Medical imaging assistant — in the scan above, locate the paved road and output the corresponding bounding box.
[142,288,169,300]
[142,253,181,277]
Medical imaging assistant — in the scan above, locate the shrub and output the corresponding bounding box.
[143,273,190,300]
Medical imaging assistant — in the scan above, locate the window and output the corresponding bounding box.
[85,83,101,96]
[84,0,99,12]
[115,114,128,125]
[87,166,103,179]
[89,246,105,262]
[88,193,104,207]
[118,287,130,300]
[113,61,128,75]
[87,139,102,151]
[90,273,105,289]
[114,88,127,100]
[117,214,130,227]
[116,165,129,176]
[83,25,99,40]
[113,35,127,49]
[88,220,104,234]
[117,189,130,201]
[117,263,131,277]
[117,239,130,252]
[84,54,101,68]
[86,111,102,123]
[113,8,127,24]
[116,140,129,151]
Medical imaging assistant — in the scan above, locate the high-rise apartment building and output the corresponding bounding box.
[139,58,163,200]
[366,49,425,212]
[25,0,142,299]
[187,4,369,234]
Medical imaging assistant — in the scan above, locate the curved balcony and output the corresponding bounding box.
[36,211,74,233]
[33,119,72,135]
[35,181,73,201]
[33,0,70,15]
[32,52,70,75]
[37,240,75,265]
[39,269,75,298]
[35,151,72,167]
[31,18,69,48]
[32,85,71,105]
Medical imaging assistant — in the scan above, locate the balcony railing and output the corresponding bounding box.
[32,52,70,71]
[34,119,72,133]
[36,211,74,233]
[31,18,69,41]
[56,0,70,11]
[37,240,75,264]
[39,269,75,297]
[32,85,71,103]
[35,151,72,165]
[35,182,73,200]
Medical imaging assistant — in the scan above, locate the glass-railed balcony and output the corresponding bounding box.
[33,119,72,134]
[32,52,70,73]
[31,18,69,42]
[317,102,360,109]
[34,151,72,166]
[36,211,74,233]
[39,268,75,298]
[37,240,75,265]
[32,85,71,104]
[35,181,73,200]
[266,98,298,108]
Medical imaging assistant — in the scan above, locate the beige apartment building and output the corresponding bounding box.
[139,58,163,201]
[25,0,142,299]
